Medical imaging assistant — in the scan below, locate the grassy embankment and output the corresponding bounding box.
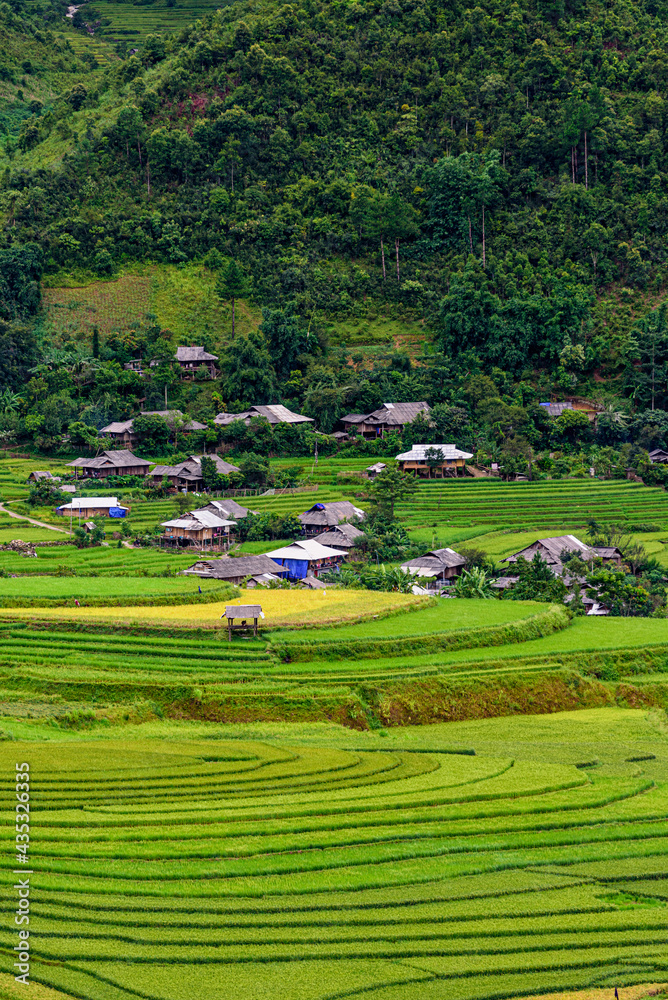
[0,597,664,727]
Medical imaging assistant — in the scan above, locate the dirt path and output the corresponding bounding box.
[0,503,70,534]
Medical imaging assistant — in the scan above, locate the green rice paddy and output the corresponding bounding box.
[0,575,230,605]
[2,465,668,998]
[1,709,668,1000]
[0,544,198,575]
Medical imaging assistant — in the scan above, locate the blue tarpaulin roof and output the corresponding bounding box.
[275,557,309,580]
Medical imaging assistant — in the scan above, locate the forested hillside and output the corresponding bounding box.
[3,0,668,461]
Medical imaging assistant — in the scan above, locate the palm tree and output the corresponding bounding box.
[0,389,22,413]
[454,566,496,598]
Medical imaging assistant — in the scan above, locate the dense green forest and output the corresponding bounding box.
[3,0,668,466]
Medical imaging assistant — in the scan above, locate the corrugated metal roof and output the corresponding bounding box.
[176,346,218,362]
[99,421,134,434]
[299,501,366,526]
[266,539,347,560]
[367,401,430,425]
[213,406,313,426]
[182,555,287,578]
[401,547,467,573]
[340,413,368,424]
[205,499,253,519]
[57,497,128,511]
[540,401,574,417]
[395,444,474,461]
[188,455,241,474]
[67,450,150,469]
[504,535,595,567]
[161,510,237,529]
[312,523,365,547]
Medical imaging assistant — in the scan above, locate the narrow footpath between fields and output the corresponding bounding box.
[0,502,70,533]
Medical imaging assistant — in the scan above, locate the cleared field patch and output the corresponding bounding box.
[41,275,152,341]
[82,0,226,40]
[40,263,262,348]
[0,710,667,1000]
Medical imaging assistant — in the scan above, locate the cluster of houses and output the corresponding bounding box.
[62,450,241,491]
[45,446,627,603]
[178,500,367,585]
[175,519,623,608]
[33,381,625,597]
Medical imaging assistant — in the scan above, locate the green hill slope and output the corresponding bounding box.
[4,0,668,386]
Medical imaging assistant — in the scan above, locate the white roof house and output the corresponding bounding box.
[265,538,347,579]
[56,497,129,512]
[266,539,347,561]
[396,444,474,462]
[161,510,237,531]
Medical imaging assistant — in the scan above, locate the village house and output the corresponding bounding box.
[148,455,241,492]
[181,554,288,585]
[395,443,474,478]
[298,501,366,536]
[175,346,219,379]
[214,404,314,428]
[340,402,430,439]
[312,522,365,549]
[366,462,386,479]
[98,420,137,449]
[203,498,255,520]
[649,448,668,464]
[539,398,602,423]
[265,538,347,580]
[67,450,151,480]
[160,508,237,550]
[99,411,207,449]
[55,497,129,518]
[503,534,623,575]
[27,471,61,484]
[400,548,468,588]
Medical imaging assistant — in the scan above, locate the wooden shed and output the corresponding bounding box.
[222,604,263,639]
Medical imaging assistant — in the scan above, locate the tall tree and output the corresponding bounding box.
[216,260,250,338]
[260,302,313,378]
[625,305,668,411]
[223,331,277,405]
[365,463,418,520]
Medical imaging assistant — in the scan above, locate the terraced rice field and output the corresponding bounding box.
[0,575,232,606]
[0,544,196,576]
[1,709,668,1000]
[0,600,556,718]
[0,587,424,629]
[0,601,647,717]
[399,479,668,530]
[219,479,668,537]
[82,0,230,42]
